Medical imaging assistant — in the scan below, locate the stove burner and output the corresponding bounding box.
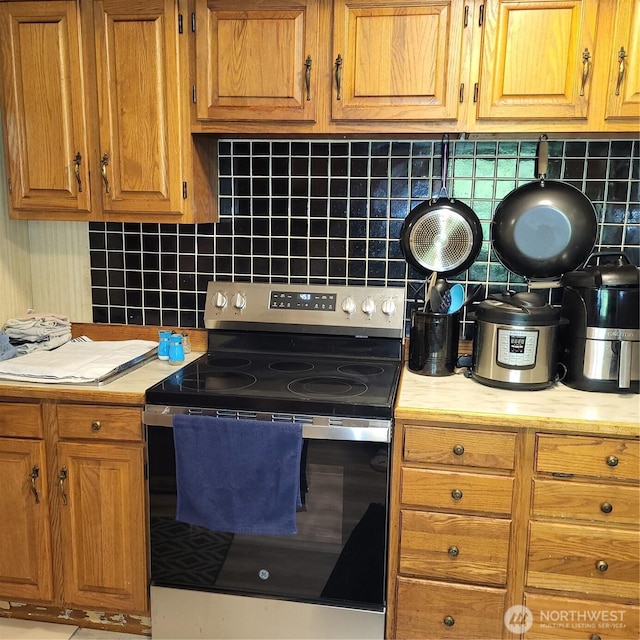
[182,371,257,392]
[288,376,367,399]
[207,356,251,369]
[269,361,314,372]
[337,364,385,377]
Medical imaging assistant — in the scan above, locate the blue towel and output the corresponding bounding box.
[0,332,17,361]
[172,415,303,535]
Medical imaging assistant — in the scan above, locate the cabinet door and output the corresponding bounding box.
[93,0,185,217]
[0,1,93,219]
[476,0,600,121]
[195,0,319,122]
[332,0,467,121]
[57,441,147,613]
[0,438,53,602]
[604,0,640,121]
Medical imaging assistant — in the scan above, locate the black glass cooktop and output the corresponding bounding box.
[146,331,402,420]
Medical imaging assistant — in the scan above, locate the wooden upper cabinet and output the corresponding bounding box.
[93,0,186,217]
[476,0,600,121]
[604,0,640,122]
[195,0,319,122]
[0,1,94,219]
[331,0,467,121]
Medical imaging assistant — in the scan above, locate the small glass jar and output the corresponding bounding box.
[157,330,172,360]
[168,333,185,365]
[181,331,191,354]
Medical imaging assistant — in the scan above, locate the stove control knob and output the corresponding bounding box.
[213,291,228,310]
[342,296,356,316]
[232,292,246,310]
[361,297,376,317]
[381,298,396,317]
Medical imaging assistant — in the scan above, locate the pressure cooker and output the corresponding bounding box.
[471,291,561,390]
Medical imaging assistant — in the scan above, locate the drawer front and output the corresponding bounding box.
[400,510,511,586]
[533,478,640,526]
[536,434,639,481]
[0,402,42,438]
[395,576,505,640]
[524,592,639,640]
[404,426,517,470]
[57,404,142,441]
[402,467,514,516]
[527,520,639,600]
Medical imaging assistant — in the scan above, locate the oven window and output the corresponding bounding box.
[147,426,389,610]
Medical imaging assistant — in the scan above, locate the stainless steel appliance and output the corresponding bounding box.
[144,282,405,639]
[559,252,640,393]
[471,291,561,390]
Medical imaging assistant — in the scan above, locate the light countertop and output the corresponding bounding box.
[397,366,640,437]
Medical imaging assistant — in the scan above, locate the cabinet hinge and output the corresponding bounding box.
[182,181,188,199]
[478,4,485,27]
[473,83,479,103]
[463,5,469,27]
[7,178,11,194]
[178,13,183,34]
[192,85,196,103]
[459,83,464,103]
[191,12,196,32]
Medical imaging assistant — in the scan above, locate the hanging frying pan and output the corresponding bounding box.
[400,135,483,277]
[491,135,598,281]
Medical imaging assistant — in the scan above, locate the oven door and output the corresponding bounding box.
[146,414,390,612]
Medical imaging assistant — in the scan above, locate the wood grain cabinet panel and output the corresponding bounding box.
[394,577,506,640]
[399,510,511,586]
[57,404,142,441]
[536,434,640,481]
[532,477,640,526]
[0,402,42,438]
[401,467,514,515]
[404,425,517,470]
[527,520,640,600]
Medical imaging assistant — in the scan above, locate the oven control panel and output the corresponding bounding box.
[204,282,405,337]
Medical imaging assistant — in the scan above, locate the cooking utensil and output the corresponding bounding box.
[491,135,598,281]
[462,283,483,308]
[401,135,483,278]
[447,283,465,314]
[423,271,438,312]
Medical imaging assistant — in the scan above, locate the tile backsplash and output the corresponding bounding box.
[89,138,639,336]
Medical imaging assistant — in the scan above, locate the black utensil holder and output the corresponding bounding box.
[409,309,460,376]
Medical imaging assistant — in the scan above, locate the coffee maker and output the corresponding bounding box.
[559,252,639,393]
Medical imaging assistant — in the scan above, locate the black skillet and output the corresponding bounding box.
[491,135,598,280]
[400,135,483,277]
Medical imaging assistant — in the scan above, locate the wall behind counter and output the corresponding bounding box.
[88,138,639,337]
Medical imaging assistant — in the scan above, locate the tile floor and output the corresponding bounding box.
[0,618,145,640]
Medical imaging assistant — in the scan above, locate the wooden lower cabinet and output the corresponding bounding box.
[0,399,147,616]
[394,577,506,640]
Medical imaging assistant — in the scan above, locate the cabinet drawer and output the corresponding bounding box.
[536,434,639,481]
[524,592,639,639]
[395,576,505,640]
[57,404,142,441]
[533,478,640,526]
[404,426,516,470]
[0,402,42,438]
[400,510,511,586]
[527,520,639,600]
[401,468,514,516]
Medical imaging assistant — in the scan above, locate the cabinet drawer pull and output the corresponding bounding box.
[29,465,40,504]
[615,47,627,96]
[451,488,463,501]
[73,152,82,192]
[58,466,68,506]
[100,152,111,193]
[443,615,455,627]
[606,455,619,467]
[452,444,464,456]
[600,502,613,514]
[91,420,102,431]
[580,48,591,96]
[304,55,312,101]
[590,635,602,640]
[595,560,608,572]
[447,545,459,558]
[335,54,342,101]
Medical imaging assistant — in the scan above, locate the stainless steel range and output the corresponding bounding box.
[144,281,405,640]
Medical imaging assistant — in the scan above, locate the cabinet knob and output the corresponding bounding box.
[606,455,619,467]
[443,615,455,627]
[452,444,464,456]
[91,420,102,431]
[451,489,463,501]
[600,502,613,514]
[447,545,459,558]
[590,635,602,640]
[595,560,608,572]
